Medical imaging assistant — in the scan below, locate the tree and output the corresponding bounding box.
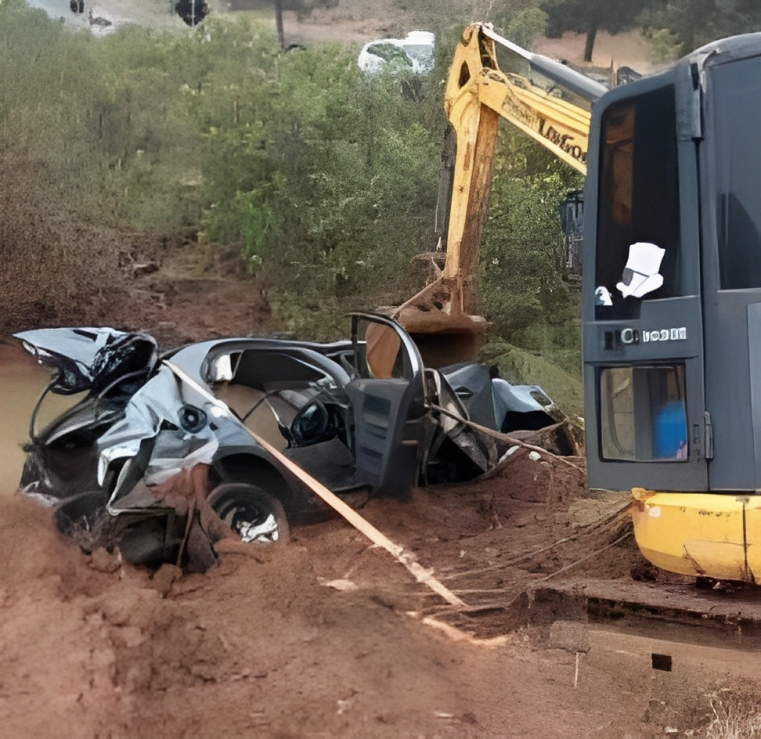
[275,0,285,48]
[641,0,761,57]
[230,0,338,48]
[541,0,655,61]
[176,0,210,27]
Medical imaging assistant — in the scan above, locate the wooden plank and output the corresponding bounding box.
[164,360,466,608]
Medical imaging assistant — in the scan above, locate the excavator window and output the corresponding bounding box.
[595,86,680,319]
[712,56,761,289]
[599,365,687,461]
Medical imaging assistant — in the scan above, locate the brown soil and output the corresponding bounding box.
[1,448,754,738]
[0,463,695,739]
[2,4,760,738]
[94,234,274,347]
[532,30,657,73]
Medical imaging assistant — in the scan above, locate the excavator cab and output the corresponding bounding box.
[409,24,761,581]
[583,33,761,581]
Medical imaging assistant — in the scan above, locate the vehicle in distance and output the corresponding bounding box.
[358,31,434,75]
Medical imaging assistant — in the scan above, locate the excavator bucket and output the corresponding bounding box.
[397,302,488,368]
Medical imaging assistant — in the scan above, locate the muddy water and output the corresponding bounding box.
[0,343,77,493]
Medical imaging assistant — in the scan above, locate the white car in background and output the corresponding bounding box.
[358,31,435,75]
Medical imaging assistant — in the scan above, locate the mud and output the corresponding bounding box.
[1,453,757,738]
[0,344,753,738]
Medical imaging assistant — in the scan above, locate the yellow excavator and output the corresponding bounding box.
[583,29,761,584]
[404,23,761,584]
[396,23,604,364]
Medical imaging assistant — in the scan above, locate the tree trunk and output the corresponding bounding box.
[275,0,285,50]
[583,21,599,63]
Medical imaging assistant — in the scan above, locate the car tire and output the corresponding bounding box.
[207,483,290,544]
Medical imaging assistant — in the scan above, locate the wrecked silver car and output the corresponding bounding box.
[17,314,561,570]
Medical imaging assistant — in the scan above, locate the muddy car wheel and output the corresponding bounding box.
[208,483,290,544]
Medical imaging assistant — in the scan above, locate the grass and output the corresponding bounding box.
[701,690,761,739]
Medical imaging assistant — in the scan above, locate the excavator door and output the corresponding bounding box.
[583,70,709,493]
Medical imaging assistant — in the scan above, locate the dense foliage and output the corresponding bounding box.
[195,26,442,299]
[641,0,761,60]
[0,0,584,368]
[480,131,583,375]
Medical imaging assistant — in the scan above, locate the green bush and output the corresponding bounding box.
[198,35,442,297]
[479,128,583,357]
[0,3,585,378]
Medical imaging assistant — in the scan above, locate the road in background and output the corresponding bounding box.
[24,0,184,34]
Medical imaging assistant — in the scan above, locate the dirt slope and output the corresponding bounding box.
[2,449,749,738]
[0,468,669,739]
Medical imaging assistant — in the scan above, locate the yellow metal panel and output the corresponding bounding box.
[631,489,758,581]
[742,497,761,579]
[477,72,590,174]
[439,22,592,315]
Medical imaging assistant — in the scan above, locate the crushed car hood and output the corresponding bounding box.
[15,327,158,396]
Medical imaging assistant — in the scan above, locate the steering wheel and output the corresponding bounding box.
[289,398,330,447]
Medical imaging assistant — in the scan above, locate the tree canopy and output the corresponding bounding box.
[642,0,761,58]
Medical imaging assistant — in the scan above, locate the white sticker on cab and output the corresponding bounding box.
[642,327,687,343]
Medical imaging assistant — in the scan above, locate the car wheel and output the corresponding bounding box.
[207,483,290,544]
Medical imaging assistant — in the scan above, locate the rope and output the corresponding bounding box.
[441,500,631,580]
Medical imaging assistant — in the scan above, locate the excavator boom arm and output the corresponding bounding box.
[441,24,606,312]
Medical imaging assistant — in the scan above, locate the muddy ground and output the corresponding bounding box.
[0,415,717,739]
[2,249,758,737]
[2,3,761,737]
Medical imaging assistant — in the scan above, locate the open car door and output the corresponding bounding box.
[345,314,426,495]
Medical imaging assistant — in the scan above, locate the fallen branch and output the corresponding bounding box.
[427,403,584,472]
[451,588,518,595]
[424,533,633,615]
[474,445,529,481]
[532,530,633,583]
[421,601,509,616]
[391,274,445,319]
[164,361,466,609]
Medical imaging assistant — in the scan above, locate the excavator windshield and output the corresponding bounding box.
[594,85,682,320]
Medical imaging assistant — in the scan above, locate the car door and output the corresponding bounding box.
[344,314,426,495]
